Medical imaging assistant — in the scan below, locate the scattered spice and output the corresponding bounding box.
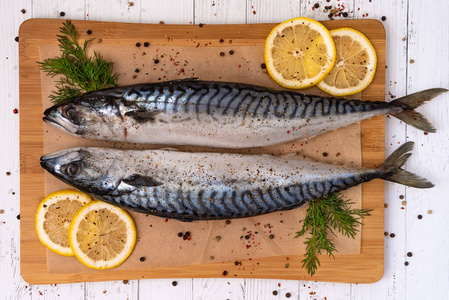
[222,270,228,276]
[272,291,278,296]
[15,36,19,42]
[87,30,92,35]
[229,50,234,55]
[177,232,183,237]
[245,235,250,240]
[139,256,146,262]
[21,9,26,14]
[402,201,407,206]
[322,152,328,157]
[399,195,404,199]
[390,233,395,238]
[6,172,11,176]
[418,215,422,219]
[381,16,387,21]
[129,2,134,6]
[199,23,204,27]
[409,59,415,64]
[59,12,65,17]
[404,261,409,266]
[225,220,231,225]
[286,293,291,298]
[0,210,4,214]
[269,234,275,239]
[314,3,320,9]
[144,42,149,47]
[13,108,18,114]
[427,210,432,214]
[342,12,349,18]
[220,52,225,57]
[154,59,160,64]
[407,252,413,257]
[123,280,129,284]
[135,68,140,73]
[136,42,141,47]
[172,281,178,286]
[384,232,388,236]
[234,261,240,266]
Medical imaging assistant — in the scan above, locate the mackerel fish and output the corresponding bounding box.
[41,142,433,221]
[43,79,447,148]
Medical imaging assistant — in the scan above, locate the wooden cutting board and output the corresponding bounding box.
[19,18,385,284]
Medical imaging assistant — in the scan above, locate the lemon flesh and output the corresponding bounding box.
[318,28,377,96]
[69,201,137,270]
[35,190,92,256]
[265,17,336,89]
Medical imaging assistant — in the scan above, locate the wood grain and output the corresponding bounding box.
[19,18,385,284]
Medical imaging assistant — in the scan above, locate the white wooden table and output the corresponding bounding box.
[1,0,448,299]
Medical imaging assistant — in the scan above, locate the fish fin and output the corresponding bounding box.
[122,174,163,187]
[378,141,434,188]
[124,110,161,123]
[392,88,447,132]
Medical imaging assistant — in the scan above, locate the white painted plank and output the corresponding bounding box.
[86,0,141,23]
[85,280,139,300]
[194,0,247,24]
[352,1,409,299]
[0,0,33,299]
[405,0,449,299]
[192,278,245,300]
[31,0,86,20]
[139,279,193,300]
[300,281,351,300]
[301,0,355,21]
[141,0,194,24]
[246,279,299,300]
[246,0,301,24]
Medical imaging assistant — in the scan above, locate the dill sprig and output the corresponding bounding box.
[38,20,119,103]
[296,193,372,276]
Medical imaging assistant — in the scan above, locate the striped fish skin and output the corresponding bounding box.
[43,79,398,148]
[40,147,385,221]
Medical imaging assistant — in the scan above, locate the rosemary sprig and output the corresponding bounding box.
[38,20,119,103]
[296,193,372,276]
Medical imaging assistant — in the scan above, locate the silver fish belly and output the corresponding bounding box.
[40,142,433,221]
[43,79,446,148]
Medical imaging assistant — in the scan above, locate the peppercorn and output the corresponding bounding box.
[261,63,266,69]
[16,215,20,220]
[135,69,140,73]
[144,42,149,47]
[59,11,65,17]
[404,261,409,266]
[322,152,328,157]
[234,261,240,266]
[199,23,204,27]
[220,52,225,57]
[136,42,141,47]
[407,252,413,257]
[269,234,275,239]
[418,215,423,219]
[229,50,234,55]
[314,3,319,9]
[342,12,348,18]
[139,256,146,262]
[14,37,19,42]
[225,220,231,225]
[245,235,250,240]
[154,59,160,64]
[6,172,11,176]
[286,292,291,298]
[172,281,178,286]
[381,16,386,21]
[222,270,228,276]
[178,232,183,237]
[21,9,26,14]
[399,195,404,199]
[390,233,395,238]
[87,30,92,35]
[123,280,129,284]
[272,291,278,295]
[219,39,224,43]
[185,231,190,237]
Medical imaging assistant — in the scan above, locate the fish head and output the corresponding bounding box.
[40,148,125,195]
[43,94,124,140]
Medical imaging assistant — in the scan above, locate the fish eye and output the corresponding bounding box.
[65,105,79,124]
[67,162,81,176]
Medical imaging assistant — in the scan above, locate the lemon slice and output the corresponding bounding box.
[68,201,137,270]
[264,17,336,89]
[317,28,377,96]
[35,189,92,256]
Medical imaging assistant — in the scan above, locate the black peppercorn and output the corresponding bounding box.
[139,256,146,262]
[144,42,149,47]
[219,39,224,43]
[222,270,228,276]
[87,30,92,35]
[234,261,239,266]
[199,23,204,27]
[245,235,250,240]
[381,16,387,21]
[154,59,160,64]
[418,215,423,219]
[261,63,266,69]
[407,252,413,257]
[314,3,319,9]
[136,42,141,47]
[269,234,275,239]
[220,52,225,57]
[59,11,65,17]
[229,50,234,55]
[390,233,395,238]
[172,281,178,286]
[225,220,231,225]
[178,232,183,237]
[286,292,291,298]
[272,291,278,295]
[14,37,19,42]
[342,12,349,18]
[135,69,140,73]
[323,152,328,157]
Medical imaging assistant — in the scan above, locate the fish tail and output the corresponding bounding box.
[378,141,434,188]
[391,88,447,133]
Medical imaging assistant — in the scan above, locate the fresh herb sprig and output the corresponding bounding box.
[296,193,371,276]
[38,20,119,103]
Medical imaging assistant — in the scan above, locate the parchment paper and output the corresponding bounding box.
[39,43,363,274]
